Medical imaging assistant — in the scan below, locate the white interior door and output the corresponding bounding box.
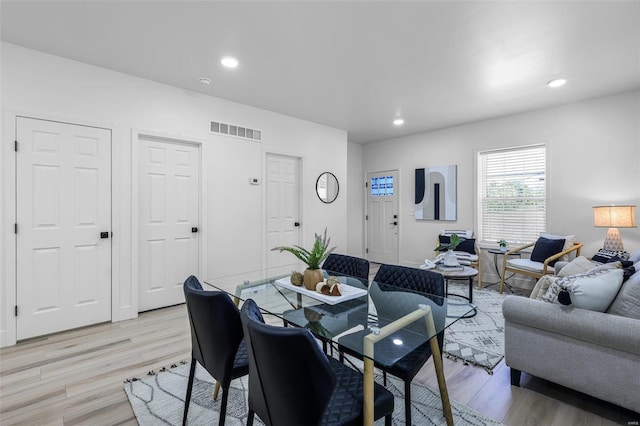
[138,137,200,312]
[16,117,112,340]
[266,154,300,270]
[366,170,399,264]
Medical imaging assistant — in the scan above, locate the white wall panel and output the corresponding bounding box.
[359,91,640,284]
[0,42,348,345]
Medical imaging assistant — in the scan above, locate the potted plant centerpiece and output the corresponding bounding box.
[435,233,465,266]
[271,229,335,290]
[497,239,509,252]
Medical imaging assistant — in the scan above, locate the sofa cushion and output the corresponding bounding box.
[629,248,640,263]
[530,237,565,265]
[557,256,596,277]
[560,269,624,312]
[608,269,640,319]
[503,296,640,356]
[541,267,619,305]
[530,275,557,301]
[507,258,545,273]
[587,261,622,274]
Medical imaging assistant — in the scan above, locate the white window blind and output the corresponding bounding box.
[478,145,546,245]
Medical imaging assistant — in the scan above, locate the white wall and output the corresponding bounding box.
[0,43,348,346]
[346,142,364,256]
[356,90,640,283]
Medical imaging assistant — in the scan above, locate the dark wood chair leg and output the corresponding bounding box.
[510,368,522,386]
[247,409,255,426]
[218,387,229,426]
[383,370,387,386]
[385,413,392,426]
[183,359,197,426]
[404,380,412,426]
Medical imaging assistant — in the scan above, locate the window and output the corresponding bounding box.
[477,144,546,245]
[371,175,394,196]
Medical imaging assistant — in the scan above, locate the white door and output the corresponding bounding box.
[366,170,399,264]
[138,137,200,312]
[16,117,112,340]
[266,154,300,270]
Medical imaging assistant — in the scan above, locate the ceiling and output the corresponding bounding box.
[2,1,639,144]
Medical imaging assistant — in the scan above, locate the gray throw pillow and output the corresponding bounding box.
[608,269,640,319]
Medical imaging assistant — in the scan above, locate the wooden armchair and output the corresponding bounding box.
[500,238,583,293]
[436,230,483,289]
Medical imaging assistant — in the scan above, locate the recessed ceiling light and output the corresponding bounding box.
[221,56,239,69]
[393,118,405,126]
[547,78,567,88]
[199,77,211,86]
[393,338,403,345]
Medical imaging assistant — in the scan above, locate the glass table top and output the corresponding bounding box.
[204,268,475,368]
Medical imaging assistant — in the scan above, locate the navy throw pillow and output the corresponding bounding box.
[591,248,630,263]
[530,237,565,266]
[439,235,476,254]
[623,266,636,282]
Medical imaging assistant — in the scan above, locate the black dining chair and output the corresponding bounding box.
[339,264,445,426]
[182,275,249,426]
[240,298,394,426]
[322,253,370,284]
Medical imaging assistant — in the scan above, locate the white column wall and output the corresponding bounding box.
[0,43,348,346]
[347,142,364,256]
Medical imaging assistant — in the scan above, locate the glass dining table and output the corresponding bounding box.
[204,267,475,426]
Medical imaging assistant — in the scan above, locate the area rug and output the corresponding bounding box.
[124,361,503,426]
[443,283,507,373]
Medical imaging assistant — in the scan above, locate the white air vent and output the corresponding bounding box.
[210,121,262,142]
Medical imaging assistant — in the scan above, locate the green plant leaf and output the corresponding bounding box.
[271,228,336,269]
[434,233,465,252]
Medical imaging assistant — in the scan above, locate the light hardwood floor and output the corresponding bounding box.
[1,301,637,425]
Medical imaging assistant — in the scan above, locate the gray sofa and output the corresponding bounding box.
[503,295,640,413]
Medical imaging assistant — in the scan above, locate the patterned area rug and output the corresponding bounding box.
[124,362,503,425]
[444,283,507,373]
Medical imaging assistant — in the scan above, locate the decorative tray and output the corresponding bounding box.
[273,277,368,305]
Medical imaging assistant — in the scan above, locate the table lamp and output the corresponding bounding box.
[593,205,637,251]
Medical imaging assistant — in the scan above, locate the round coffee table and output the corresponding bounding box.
[419,264,478,318]
[434,266,478,302]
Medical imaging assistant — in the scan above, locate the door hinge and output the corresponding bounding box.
[14,223,17,234]
[365,248,369,254]
[14,306,18,317]
[365,215,368,221]
[365,182,368,188]
[14,140,18,152]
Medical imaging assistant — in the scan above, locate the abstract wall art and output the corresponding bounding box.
[415,164,457,221]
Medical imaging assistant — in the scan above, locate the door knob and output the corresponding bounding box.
[389,221,398,226]
[100,232,109,239]
[192,227,198,233]
[294,222,300,227]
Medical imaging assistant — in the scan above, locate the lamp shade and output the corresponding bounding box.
[593,205,636,228]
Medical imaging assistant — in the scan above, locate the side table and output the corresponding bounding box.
[487,249,521,292]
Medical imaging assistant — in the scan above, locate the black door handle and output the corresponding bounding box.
[192,227,198,233]
[100,232,109,239]
[294,222,300,227]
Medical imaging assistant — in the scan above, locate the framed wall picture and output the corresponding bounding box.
[415,164,457,221]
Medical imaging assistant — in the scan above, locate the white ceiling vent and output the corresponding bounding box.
[210,121,262,142]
